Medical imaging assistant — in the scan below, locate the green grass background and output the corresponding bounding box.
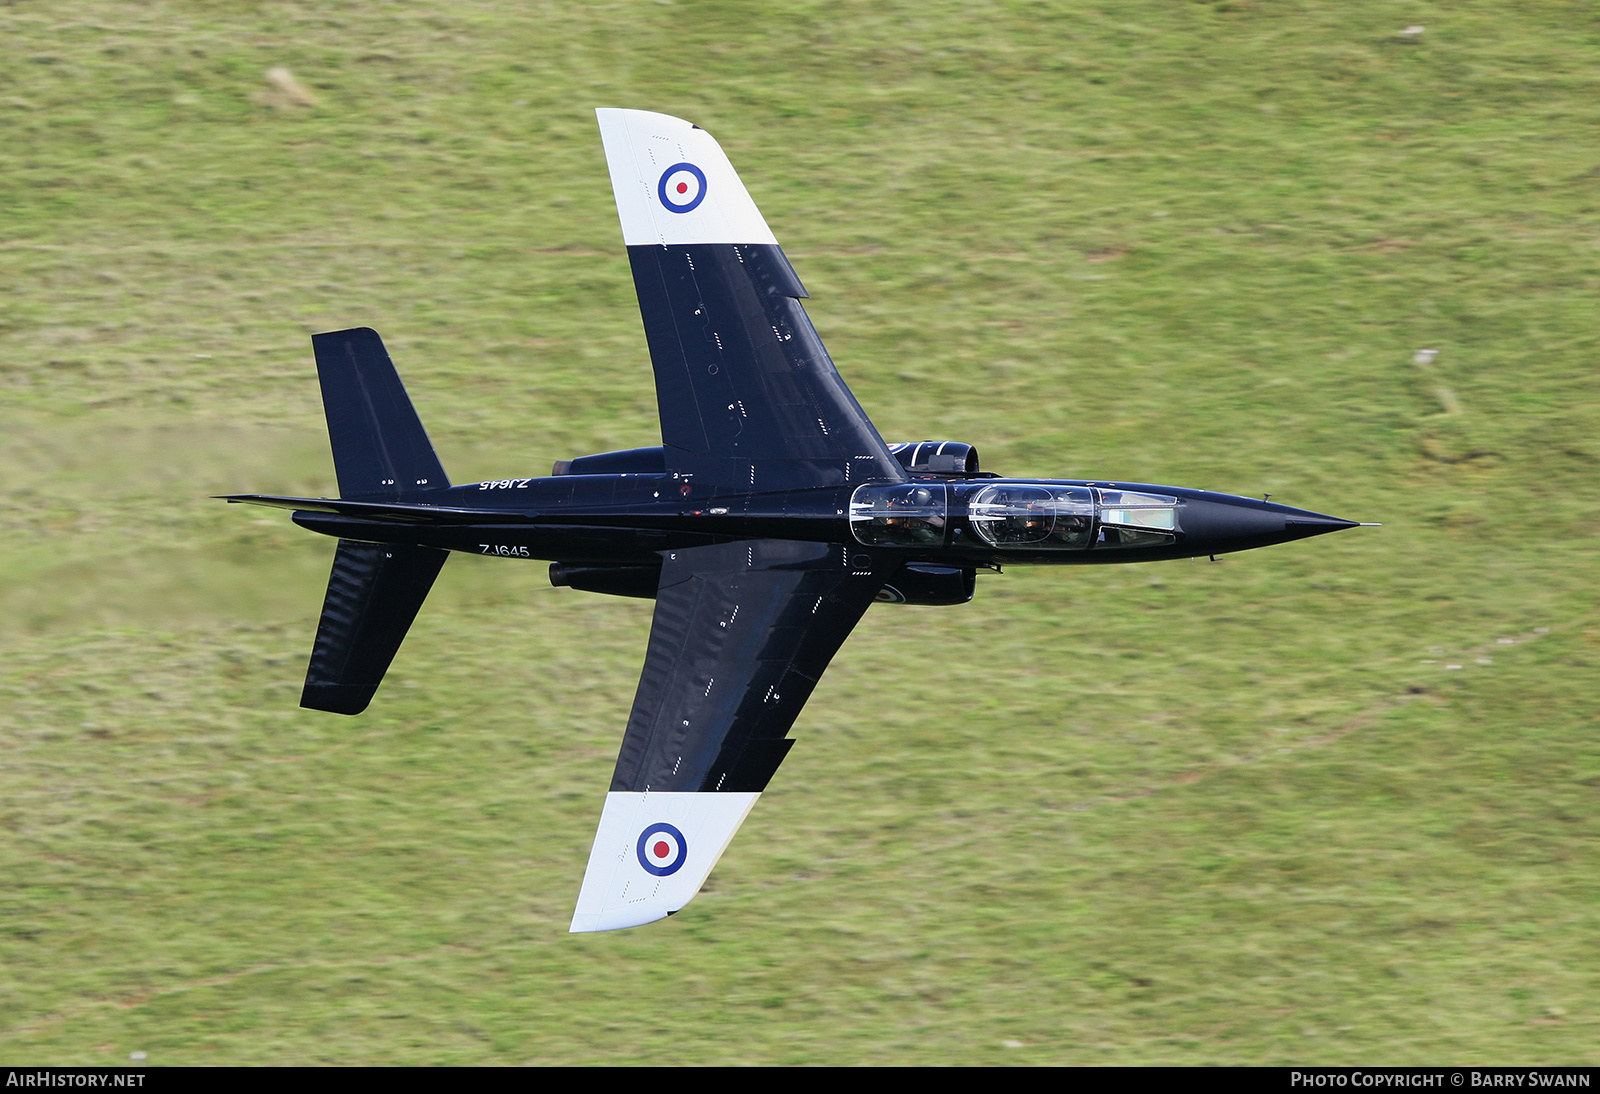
[2,0,1596,1065]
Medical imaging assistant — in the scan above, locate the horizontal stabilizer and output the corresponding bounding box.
[302,539,448,715]
[220,493,501,524]
[313,327,450,499]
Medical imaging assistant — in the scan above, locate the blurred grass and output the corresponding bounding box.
[1,0,1596,1065]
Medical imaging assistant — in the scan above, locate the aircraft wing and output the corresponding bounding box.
[570,539,891,932]
[596,108,905,491]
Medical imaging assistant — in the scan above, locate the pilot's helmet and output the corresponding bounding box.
[908,487,935,507]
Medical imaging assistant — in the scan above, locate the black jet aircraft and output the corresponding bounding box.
[225,108,1364,931]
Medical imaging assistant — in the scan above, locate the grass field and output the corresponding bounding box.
[2,0,1596,1065]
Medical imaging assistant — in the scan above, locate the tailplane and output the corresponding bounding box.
[313,327,450,498]
[300,328,451,713]
[302,541,447,714]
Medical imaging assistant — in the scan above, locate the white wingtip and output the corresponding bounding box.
[569,790,761,933]
[595,108,778,249]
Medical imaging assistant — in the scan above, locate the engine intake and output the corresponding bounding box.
[549,563,661,599]
[874,562,977,606]
[887,441,980,476]
[552,446,667,477]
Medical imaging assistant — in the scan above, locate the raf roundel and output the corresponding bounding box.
[636,822,688,876]
[657,162,707,214]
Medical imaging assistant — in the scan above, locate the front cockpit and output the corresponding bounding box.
[849,481,1181,553]
[968,484,1095,548]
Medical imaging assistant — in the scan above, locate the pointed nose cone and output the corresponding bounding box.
[1180,496,1363,555]
[1280,509,1362,542]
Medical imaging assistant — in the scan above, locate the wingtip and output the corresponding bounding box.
[568,906,672,934]
[595,107,776,248]
[569,790,760,933]
[300,683,375,716]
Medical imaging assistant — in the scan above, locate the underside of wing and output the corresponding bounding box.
[596,108,904,491]
[570,539,891,932]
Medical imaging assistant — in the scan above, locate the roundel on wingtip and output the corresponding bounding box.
[658,163,707,213]
[637,822,688,875]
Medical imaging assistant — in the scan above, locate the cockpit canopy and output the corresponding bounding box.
[849,482,1180,550]
[1095,489,1180,546]
[849,484,947,547]
[968,484,1094,547]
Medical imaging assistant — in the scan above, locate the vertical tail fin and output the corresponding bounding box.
[301,540,448,715]
[312,327,450,498]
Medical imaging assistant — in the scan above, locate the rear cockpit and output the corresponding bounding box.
[848,484,947,546]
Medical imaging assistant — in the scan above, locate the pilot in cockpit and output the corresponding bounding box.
[882,486,944,544]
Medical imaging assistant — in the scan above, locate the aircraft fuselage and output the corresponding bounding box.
[285,469,1355,573]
